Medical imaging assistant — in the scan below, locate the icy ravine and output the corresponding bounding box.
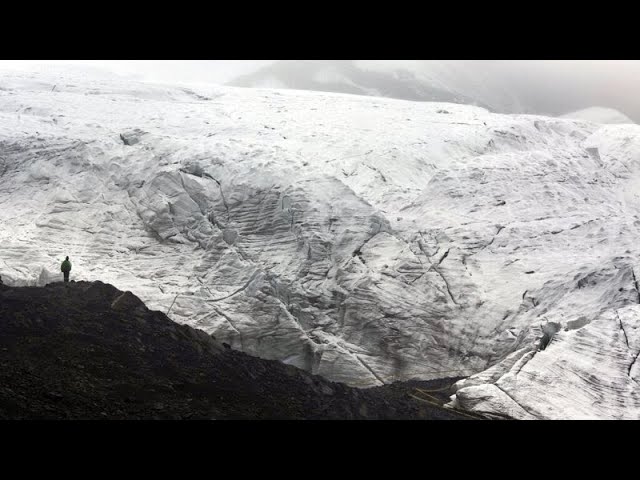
[1,69,640,419]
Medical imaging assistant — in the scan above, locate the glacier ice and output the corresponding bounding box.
[1,67,640,418]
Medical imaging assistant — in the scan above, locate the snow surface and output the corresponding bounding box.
[1,68,640,419]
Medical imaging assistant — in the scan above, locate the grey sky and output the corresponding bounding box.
[0,60,276,84]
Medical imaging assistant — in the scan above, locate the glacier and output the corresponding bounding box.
[1,67,639,419]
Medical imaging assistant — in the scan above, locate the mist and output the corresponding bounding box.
[458,60,640,120]
[0,60,275,85]
[280,60,640,121]
[1,60,638,120]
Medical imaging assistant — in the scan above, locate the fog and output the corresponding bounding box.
[452,60,640,120]
[1,60,638,120]
[0,60,275,84]
[324,60,640,121]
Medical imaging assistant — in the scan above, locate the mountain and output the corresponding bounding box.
[228,60,498,109]
[1,67,640,419]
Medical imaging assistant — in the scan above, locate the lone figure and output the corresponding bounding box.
[61,256,72,282]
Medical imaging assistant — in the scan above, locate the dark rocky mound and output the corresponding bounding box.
[0,281,475,420]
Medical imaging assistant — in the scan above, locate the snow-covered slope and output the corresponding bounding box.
[561,107,634,125]
[2,68,640,419]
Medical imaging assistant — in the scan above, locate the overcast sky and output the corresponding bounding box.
[0,60,276,84]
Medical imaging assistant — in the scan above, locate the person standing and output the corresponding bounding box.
[61,256,72,282]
